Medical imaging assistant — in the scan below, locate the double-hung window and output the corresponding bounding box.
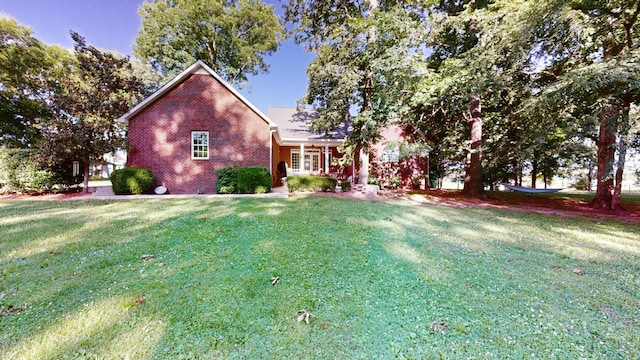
[380,144,399,163]
[291,150,300,173]
[191,131,209,159]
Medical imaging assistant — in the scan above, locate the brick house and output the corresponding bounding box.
[268,106,351,182]
[120,61,351,194]
[369,125,430,190]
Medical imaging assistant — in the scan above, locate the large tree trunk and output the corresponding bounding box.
[611,132,627,211]
[531,156,538,189]
[591,106,617,210]
[357,1,378,186]
[462,93,484,197]
[611,104,631,211]
[83,158,91,193]
[511,156,518,186]
[357,149,369,185]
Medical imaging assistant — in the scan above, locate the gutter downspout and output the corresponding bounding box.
[269,129,276,176]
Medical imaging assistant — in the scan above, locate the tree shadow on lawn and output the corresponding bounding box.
[0,196,638,358]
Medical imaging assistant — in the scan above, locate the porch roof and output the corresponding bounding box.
[268,107,349,146]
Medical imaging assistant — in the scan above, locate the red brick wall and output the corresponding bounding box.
[369,125,428,189]
[127,74,271,194]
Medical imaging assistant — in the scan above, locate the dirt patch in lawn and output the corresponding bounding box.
[315,189,640,223]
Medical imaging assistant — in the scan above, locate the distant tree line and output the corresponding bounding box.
[283,0,640,211]
[2,0,640,212]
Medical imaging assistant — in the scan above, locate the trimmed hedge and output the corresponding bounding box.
[215,166,238,194]
[215,166,272,194]
[111,167,155,195]
[237,167,271,194]
[287,175,337,192]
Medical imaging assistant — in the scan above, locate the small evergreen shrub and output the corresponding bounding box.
[111,167,155,195]
[367,175,380,186]
[388,176,401,189]
[287,176,337,192]
[572,175,589,191]
[215,166,238,194]
[340,180,351,191]
[237,167,271,194]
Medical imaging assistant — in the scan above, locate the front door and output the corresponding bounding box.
[304,150,320,172]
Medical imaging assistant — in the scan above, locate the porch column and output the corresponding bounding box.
[300,143,305,173]
[324,144,329,174]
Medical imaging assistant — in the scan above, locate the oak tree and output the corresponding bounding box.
[134,0,284,87]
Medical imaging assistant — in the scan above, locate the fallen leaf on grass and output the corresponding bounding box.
[600,306,616,319]
[270,277,280,286]
[135,296,145,306]
[573,268,583,275]
[141,254,154,260]
[322,323,330,329]
[49,251,61,256]
[429,319,447,334]
[1,305,26,316]
[296,309,314,324]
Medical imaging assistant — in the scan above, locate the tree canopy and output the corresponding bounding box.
[284,0,429,183]
[36,32,148,192]
[134,0,285,87]
[288,0,640,209]
[0,17,72,148]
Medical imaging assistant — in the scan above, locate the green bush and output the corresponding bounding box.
[0,149,57,194]
[572,174,589,191]
[215,166,238,194]
[111,167,155,195]
[340,180,351,191]
[367,175,380,186]
[287,175,337,192]
[237,167,271,194]
[389,176,401,189]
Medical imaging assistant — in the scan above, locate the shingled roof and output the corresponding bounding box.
[267,107,350,145]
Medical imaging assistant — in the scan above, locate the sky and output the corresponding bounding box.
[0,0,315,114]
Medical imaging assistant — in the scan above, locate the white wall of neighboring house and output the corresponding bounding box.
[90,149,126,178]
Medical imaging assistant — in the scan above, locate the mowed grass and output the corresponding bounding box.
[0,196,638,359]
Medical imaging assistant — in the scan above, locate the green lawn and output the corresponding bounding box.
[0,196,638,359]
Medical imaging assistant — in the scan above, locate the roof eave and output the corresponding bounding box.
[119,60,276,128]
[277,138,345,147]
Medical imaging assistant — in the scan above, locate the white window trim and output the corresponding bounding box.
[291,148,321,173]
[191,131,209,160]
[380,144,399,163]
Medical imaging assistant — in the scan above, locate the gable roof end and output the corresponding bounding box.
[118,60,276,129]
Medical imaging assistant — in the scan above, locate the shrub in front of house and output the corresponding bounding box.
[111,167,155,195]
[237,167,271,194]
[215,166,238,194]
[0,149,57,194]
[340,180,351,191]
[287,175,337,192]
